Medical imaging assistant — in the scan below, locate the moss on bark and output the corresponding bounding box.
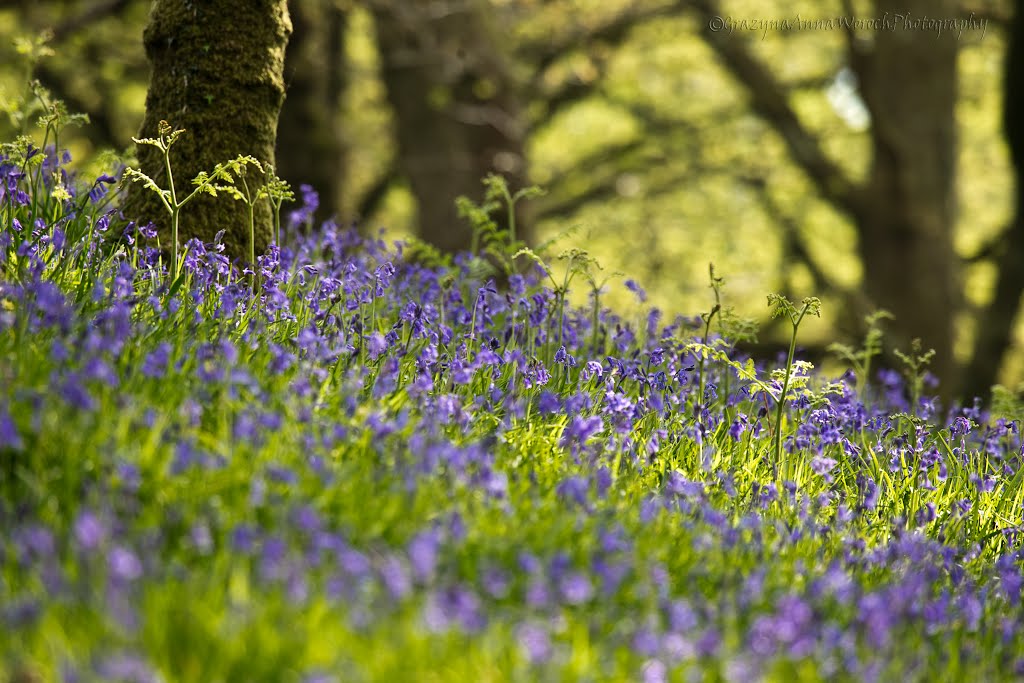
[124,0,291,261]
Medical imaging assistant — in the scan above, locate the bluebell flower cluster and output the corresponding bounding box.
[2,145,1024,681]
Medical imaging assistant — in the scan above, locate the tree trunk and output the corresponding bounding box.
[690,0,962,397]
[852,0,960,401]
[961,0,1024,403]
[124,0,291,261]
[371,0,532,254]
[276,0,347,227]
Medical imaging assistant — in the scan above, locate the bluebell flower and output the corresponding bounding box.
[94,652,159,683]
[996,554,1023,602]
[408,530,441,583]
[2,599,41,629]
[380,555,412,601]
[367,331,388,360]
[482,567,511,599]
[640,659,667,683]
[811,455,838,482]
[951,416,973,437]
[536,390,561,415]
[88,173,117,203]
[57,371,96,412]
[108,546,143,582]
[554,345,576,367]
[664,471,703,499]
[556,475,589,508]
[73,510,105,553]
[338,547,372,579]
[424,585,484,633]
[288,184,319,229]
[517,622,552,663]
[558,571,593,605]
[374,262,395,296]
[630,624,660,658]
[970,473,995,494]
[559,414,602,450]
[525,579,551,608]
[625,279,647,303]
[229,524,258,554]
[0,405,23,450]
[190,522,214,555]
[727,414,748,441]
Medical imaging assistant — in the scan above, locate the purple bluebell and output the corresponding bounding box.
[0,405,23,450]
[108,546,143,582]
[556,475,589,508]
[560,415,602,449]
[408,530,441,583]
[517,622,552,664]
[558,571,593,605]
[73,510,105,553]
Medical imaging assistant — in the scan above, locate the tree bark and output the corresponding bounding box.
[691,0,961,398]
[276,0,347,227]
[124,0,291,261]
[852,0,960,401]
[961,0,1024,402]
[371,0,532,254]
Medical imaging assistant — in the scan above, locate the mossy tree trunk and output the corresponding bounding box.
[124,0,291,261]
[372,0,532,254]
[276,0,347,228]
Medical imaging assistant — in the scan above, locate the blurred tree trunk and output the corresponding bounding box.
[851,0,960,400]
[276,0,347,227]
[692,0,960,398]
[371,0,532,254]
[123,0,291,261]
[962,0,1024,402]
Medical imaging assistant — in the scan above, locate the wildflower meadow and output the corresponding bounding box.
[3,113,1024,683]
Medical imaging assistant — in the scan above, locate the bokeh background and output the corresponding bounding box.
[0,0,1016,400]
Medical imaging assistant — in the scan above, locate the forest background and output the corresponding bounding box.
[0,0,1017,404]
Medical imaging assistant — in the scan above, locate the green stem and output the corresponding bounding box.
[273,199,283,248]
[773,303,811,476]
[239,173,256,269]
[696,305,719,413]
[170,207,181,277]
[162,141,180,276]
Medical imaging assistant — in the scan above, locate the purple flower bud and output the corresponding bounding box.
[109,546,143,582]
[559,572,593,605]
[74,510,105,552]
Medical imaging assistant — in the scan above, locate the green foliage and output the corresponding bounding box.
[5,160,1024,680]
[401,236,455,271]
[829,309,893,400]
[990,383,1024,423]
[1,33,55,134]
[457,173,545,279]
[695,264,759,417]
[894,338,937,417]
[766,293,821,476]
[0,81,100,266]
[123,122,292,275]
[260,164,295,249]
